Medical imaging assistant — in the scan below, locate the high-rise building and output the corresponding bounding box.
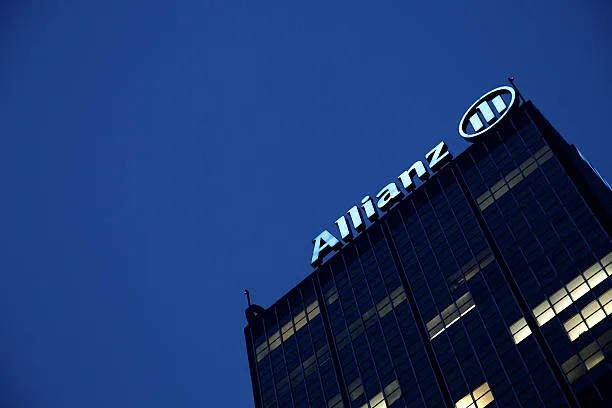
[243,84,612,408]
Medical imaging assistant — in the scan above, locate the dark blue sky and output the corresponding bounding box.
[1,1,611,407]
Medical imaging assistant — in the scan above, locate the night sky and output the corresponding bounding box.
[1,1,611,407]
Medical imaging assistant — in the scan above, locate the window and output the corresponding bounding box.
[564,288,612,341]
[326,286,339,305]
[509,317,532,344]
[360,380,401,408]
[455,382,494,408]
[509,251,612,344]
[328,393,344,408]
[476,145,553,211]
[256,300,321,362]
[561,328,612,383]
[348,378,364,401]
[427,292,476,340]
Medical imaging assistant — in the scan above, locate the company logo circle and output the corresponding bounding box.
[459,86,517,141]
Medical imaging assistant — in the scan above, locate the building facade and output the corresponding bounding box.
[244,87,612,408]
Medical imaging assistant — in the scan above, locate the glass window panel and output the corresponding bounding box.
[598,329,612,347]
[564,315,583,332]
[384,380,400,401]
[391,291,407,307]
[504,168,521,182]
[549,288,569,305]
[378,303,393,319]
[510,318,527,334]
[585,309,606,328]
[568,322,588,341]
[459,301,476,316]
[536,308,555,326]
[514,325,532,344]
[536,149,554,164]
[472,383,489,400]
[443,309,461,326]
[427,315,443,331]
[370,392,384,407]
[570,282,590,301]
[328,393,343,408]
[522,162,538,177]
[602,252,612,267]
[519,157,536,172]
[566,366,586,383]
[493,184,510,199]
[479,196,495,211]
[583,264,602,280]
[552,295,572,314]
[476,392,494,408]
[581,301,601,318]
[477,192,492,205]
[561,355,581,373]
[579,343,600,361]
[456,293,473,308]
[533,300,551,317]
[387,388,401,405]
[566,276,586,292]
[599,288,612,307]
[584,352,605,370]
[587,269,607,288]
[455,394,475,408]
[455,383,494,408]
[350,385,364,400]
[507,173,524,188]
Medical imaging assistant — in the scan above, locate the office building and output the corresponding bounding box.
[244,85,612,408]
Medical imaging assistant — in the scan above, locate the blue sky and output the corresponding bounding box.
[1,1,611,407]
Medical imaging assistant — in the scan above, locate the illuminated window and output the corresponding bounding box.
[333,286,408,350]
[427,292,476,340]
[348,378,364,401]
[509,318,532,344]
[383,380,402,406]
[303,354,317,376]
[376,297,393,320]
[328,393,344,408]
[255,300,320,362]
[561,328,612,383]
[279,343,330,393]
[326,286,339,305]
[307,300,321,320]
[360,380,401,408]
[455,382,494,408]
[509,252,612,344]
[281,320,294,341]
[564,288,612,341]
[477,146,553,211]
[294,310,307,331]
[268,331,281,352]
[255,341,269,363]
[448,250,493,293]
[390,287,407,308]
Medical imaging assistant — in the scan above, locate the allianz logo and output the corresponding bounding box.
[459,86,517,140]
[311,84,519,268]
[311,141,453,267]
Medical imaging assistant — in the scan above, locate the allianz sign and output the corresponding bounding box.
[310,142,453,267]
[311,85,518,267]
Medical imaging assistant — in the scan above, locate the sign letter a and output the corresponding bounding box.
[311,230,342,267]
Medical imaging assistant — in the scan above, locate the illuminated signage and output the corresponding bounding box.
[459,86,517,141]
[311,85,519,267]
[311,142,452,267]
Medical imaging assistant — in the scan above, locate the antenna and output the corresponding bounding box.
[507,76,526,104]
[244,289,252,307]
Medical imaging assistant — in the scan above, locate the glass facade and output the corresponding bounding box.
[245,100,612,408]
